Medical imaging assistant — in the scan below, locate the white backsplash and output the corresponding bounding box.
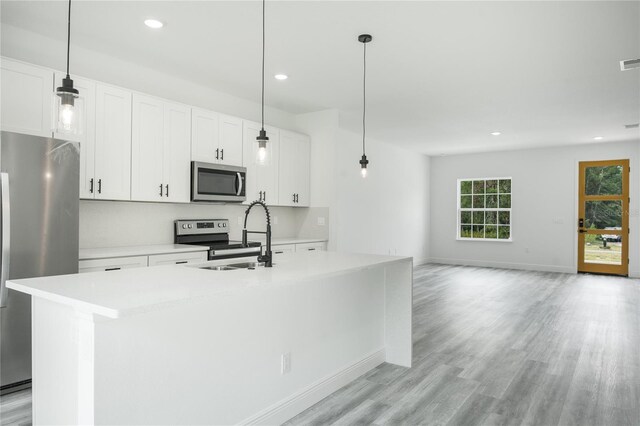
[79,200,329,249]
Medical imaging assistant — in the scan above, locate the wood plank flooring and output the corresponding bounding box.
[1,264,638,425]
[286,264,640,426]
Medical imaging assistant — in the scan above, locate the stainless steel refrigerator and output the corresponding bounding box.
[0,131,79,395]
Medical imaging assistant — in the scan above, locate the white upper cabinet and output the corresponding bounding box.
[1,58,53,137]
[132,94,191,203]
[243,121,279,205]
[53,73,97,199]
[191,108,243,166]
[278,130,310,207]
[94,84,132,201]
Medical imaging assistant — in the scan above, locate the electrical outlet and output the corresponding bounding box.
[317,216,326,226]
[281,352,291,375]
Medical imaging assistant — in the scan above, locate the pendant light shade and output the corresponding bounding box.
[358,34,372,178]
[55,0,82,134]
[256,0,269,165]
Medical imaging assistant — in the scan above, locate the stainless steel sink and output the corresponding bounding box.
[199,265,239,271]
[226,262,266,270]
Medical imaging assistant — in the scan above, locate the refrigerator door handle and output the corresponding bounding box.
[0,172,10,308]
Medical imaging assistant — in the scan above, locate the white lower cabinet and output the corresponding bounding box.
[272,244,296,256]
[271,241,327,256]
[79,256,148,273]
[148,251,207,266]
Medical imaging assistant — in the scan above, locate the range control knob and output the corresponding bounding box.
[218,223,222,228]
[182,224,187,229]
[223,223,227,227]
[188,224,193,229]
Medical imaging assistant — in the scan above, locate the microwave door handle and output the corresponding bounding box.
[0,173,10,308]
[236,172,243,196]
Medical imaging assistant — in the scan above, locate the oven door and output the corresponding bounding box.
[191,162,246,202]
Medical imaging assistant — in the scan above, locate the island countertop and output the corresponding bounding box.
[8,251,411,319]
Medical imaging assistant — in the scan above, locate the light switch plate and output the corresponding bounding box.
[317,217,326,226]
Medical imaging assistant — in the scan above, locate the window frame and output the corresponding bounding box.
[456,177,513,242]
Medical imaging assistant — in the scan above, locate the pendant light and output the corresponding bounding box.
[256,0,269,165]
[55,0,82,134]
[358,34,372,178]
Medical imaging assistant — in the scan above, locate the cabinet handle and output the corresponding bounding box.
[275,251,284,254]
[220,149,224,161]
[97,179,102,194]
[165,184,169,198]
[175,261,188,264]
[308,248,316,251]
[296,194,299,203]
[105,267,121,271]
[263,191,266,202]
[89,178,94,194]
[216,148,219,160]
[293,193,296,203]
[259,191,263,201]
[159,184,164,197]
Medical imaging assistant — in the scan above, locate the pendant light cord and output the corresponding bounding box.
[362,41,367,155]
[261,0,265,129]
[66,0,71,77]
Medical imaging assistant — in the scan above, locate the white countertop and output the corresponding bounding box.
[9,251,411,319]
[79,244,210,261]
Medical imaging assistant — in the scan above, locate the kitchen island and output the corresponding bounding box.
[8,251,412,425]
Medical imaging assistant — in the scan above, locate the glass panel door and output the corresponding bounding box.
[578,160,629,276]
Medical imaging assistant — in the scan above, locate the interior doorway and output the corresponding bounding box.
[577,159,629,276]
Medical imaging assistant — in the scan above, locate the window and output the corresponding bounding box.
[458,178,512,241]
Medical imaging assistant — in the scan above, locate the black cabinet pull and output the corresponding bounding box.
[159,184,163,197]
[293,193,296,202]
[263,191,266,202]
[259,191,263,201]
[89,178,94,194]
[216,148,219,160]
[105,267,121,271]
[308,248,316,251]
[97,179,102,194]
[220,149,224,161]
[165,184,169,198]
[175,261,188,264]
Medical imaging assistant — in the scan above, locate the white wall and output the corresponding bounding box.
[429,141,640,276]
[296,110,431,263]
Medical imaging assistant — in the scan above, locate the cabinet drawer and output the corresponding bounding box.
[272,244,296,256]
[148,251,207,267]
[79,256,148,273]
[295,242,327,252]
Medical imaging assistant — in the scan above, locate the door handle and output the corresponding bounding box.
[579,229,587,233]
[0,173,11,308]
[89,178,94,194]
[97,179,102,194]
[578,218,584,228]
[236,173,243,196]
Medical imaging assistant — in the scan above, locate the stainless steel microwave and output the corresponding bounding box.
[191,162,246,202]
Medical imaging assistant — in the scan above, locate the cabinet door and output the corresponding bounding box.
[78,256,148,273]
[218,114,243,166]
[243,121,279,205]
[148,251,207,266]
[163,102,191,203]
[131,94,164,202]
[296,135,311,207]
[191,108,219,163]
[272,244,296,256]
[95,84,132,200]
[278,131,297,207]
[0,58,53,137]
[295,242,326,252]
[54,73,96,199]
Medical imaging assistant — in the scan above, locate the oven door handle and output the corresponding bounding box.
[211,247,260,257]
[236,172,243,196]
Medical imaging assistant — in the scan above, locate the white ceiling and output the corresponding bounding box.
[2,1,639,155]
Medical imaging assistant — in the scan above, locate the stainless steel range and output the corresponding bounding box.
[174,219,261,261]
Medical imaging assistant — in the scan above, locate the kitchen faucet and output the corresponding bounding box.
[242,200,273,267]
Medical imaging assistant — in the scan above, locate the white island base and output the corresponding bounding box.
[10,252,412,425]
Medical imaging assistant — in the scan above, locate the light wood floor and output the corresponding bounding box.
[2,264,639,426]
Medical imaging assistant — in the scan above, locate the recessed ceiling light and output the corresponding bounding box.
[490,132,501,136]
[274,74,288,80]
[593,136,604,140]
[144,19,164,29]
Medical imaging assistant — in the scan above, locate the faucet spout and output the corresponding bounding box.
[242,200,273,267]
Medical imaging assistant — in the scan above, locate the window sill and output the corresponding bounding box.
[456,237,513,242]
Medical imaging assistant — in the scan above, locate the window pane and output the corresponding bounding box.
[585,166,622,196]
[583,239,622,265]
[498,226,510,239]
[473,180,485,194]
[485,225,497,238]
[460,211,471,224]
[473,225,484,238]
[473,195,485,208]
[473,211,485,224]
[499,194,511,208]
[486,180,498,194]
[460,180,472,194]
[499,179,511,193]
[461,195,472,208]
[486,211,497,224]
[461,225,472,238]
[584,200,622,229]
[486,194,498,208]
[499,211,510,225]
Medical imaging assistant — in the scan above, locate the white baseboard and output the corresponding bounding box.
[427,257,576,274]
[630,270,640,278]
[240,349,386,426]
